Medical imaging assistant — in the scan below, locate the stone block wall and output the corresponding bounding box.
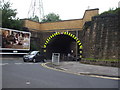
[82,13,119,60]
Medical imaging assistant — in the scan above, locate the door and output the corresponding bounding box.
[35,52,41,61]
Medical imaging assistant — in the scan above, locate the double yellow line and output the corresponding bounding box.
[41,62,120,80]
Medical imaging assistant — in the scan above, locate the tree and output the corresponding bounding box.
[29,15,39,22]
[41,13,61,23]
[1,1,23,30]
[100,8,120,15]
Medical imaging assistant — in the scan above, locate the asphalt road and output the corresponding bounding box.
[2,59,119,88]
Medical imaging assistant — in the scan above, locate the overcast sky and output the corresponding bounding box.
[7,0,120,20]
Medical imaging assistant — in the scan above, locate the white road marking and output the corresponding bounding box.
[14,63,23,65]
[14,63,41,65]
[29,63,40,64]
[0,63,8,66]
[1,62,41,65]
[26,81,31,85]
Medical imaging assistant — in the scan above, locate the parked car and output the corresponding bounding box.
[23,51,46,63]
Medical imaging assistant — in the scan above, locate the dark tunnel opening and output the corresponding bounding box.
[46,34,77,60]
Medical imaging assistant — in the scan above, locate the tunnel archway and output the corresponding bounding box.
[43,32,82,60]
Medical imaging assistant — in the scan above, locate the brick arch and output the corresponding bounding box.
[43,32,82,59]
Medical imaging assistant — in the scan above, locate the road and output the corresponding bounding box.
[2,58,119,88]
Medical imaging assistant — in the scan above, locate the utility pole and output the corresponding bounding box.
[28,0,44,21]
[118,1,120,8]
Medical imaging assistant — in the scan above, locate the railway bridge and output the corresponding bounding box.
[22,9,99,60]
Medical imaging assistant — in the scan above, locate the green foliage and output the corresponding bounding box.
[100,8,120,15]
[1,1,23,30]
[85,58,120,62]
[29,15,39,22]
[41,13,61,23]
[114,8,120,14]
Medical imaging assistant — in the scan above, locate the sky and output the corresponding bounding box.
[6,0,120,20]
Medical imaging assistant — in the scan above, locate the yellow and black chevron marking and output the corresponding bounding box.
[43,32,82,58]
[41,62,120,80]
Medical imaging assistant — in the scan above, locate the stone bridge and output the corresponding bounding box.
[22,9,99,59]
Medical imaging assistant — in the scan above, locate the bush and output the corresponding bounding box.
[100,8,120,15]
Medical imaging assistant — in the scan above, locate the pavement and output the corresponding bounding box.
[45,61,119,78]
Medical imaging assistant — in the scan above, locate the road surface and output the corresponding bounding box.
[2,58,119,88]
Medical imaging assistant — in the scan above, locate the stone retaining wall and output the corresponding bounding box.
[82,13,119,60]
[80,59,119,67]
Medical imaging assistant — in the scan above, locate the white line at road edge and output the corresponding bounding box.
[41,62,120,80]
